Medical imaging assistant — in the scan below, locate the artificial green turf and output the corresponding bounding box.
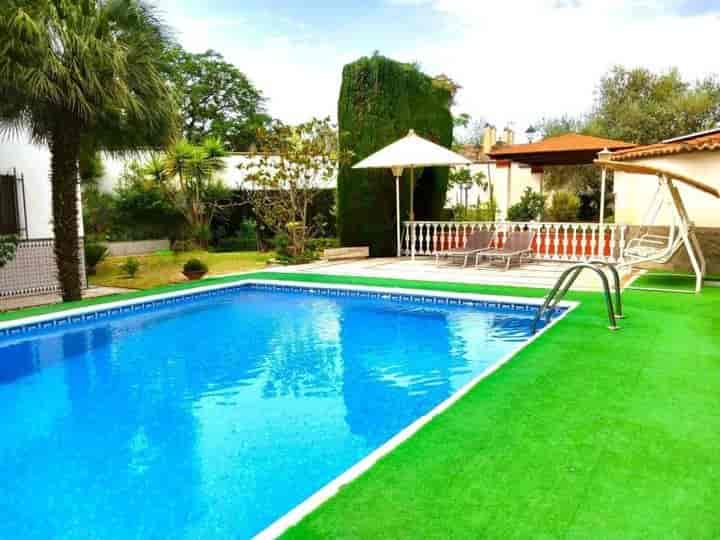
[3,271,719,538]
[630,272,720,292]
[273,276,720,539]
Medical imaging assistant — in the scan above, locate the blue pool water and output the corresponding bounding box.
[0,284,558,539]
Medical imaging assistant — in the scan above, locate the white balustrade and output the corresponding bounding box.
[401,221,628,262]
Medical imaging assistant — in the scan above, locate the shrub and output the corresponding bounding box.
[84,243,108,275]
[214,219,258,252]
[507,187,546,221]
[337,54,454,255]
[271,233,291,258]
[546,191,580,222]
[0,235,18,269]
[183,258,208,273]
[119,257,141,278]
[306,237,340,254]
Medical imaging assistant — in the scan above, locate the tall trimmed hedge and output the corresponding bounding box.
[337,55,453,256]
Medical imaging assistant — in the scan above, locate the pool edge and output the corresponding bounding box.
[253,288,579,540]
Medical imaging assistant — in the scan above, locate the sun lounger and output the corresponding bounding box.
[476,229,535,271]
[435,228,494,267]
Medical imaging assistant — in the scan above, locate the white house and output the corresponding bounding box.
[0,136,85,298]
[451,126,540,219]
[611,128,720,227]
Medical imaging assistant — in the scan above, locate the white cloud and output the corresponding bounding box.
[155,0,720,140]
[390,0,720,138]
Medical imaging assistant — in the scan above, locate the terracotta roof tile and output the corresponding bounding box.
[488,133,635,157]
[457,144,492,163]
[611,130,720,161]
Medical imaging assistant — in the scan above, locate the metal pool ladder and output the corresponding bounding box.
[531,261,624,333]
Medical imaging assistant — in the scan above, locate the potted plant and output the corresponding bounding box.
[182,258,208,281]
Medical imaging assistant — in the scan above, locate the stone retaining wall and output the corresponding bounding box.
[102,239,170,257]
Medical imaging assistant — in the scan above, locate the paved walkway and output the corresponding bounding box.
[0,286,134,312]
[279,257,637,291]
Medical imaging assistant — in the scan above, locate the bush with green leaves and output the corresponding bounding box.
[507,187,546,222]
[183,258,208,273]
[84,243,108,275]
[546,191,580,222]
[119,257,141,278]
[0,235,18,269]
[214,219,258,252]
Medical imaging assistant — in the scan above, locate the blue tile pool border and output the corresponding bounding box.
[0,279,569,340]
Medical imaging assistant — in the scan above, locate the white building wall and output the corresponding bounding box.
[446,162,539,220]
[0,136,84,239]
[614,152,720,227]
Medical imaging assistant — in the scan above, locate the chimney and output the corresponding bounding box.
[483,124,497,154]
[504,126,514,145]
[482,125,492,154]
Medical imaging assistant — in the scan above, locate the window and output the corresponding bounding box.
[0,174,20,235]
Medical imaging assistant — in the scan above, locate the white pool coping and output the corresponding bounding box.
[0,277,579,538]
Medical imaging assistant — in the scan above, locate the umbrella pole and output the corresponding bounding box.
[410,167,415,260]
[395,174,401,257]
[599,166,607,257]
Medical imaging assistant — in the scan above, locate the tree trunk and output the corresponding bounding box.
[50,126,83,302]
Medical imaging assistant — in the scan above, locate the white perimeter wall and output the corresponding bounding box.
[614,151,720,227]
[97,153,336,194]
[0,136,83,239]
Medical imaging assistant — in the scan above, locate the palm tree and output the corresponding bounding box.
[163,138,227,247]
[0,0,178,301]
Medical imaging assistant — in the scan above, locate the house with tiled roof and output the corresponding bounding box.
[448,126,541,217]
[610,128,720,227]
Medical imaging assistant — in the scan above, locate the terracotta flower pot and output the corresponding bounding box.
[183,270,207,281]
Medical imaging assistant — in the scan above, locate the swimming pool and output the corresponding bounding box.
[0,280,570,539]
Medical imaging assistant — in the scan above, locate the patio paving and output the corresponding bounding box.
[0,285,134,312]
[281,257,637,291]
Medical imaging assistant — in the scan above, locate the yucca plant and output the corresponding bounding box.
[163,137,228,248]
[0,0,178,301]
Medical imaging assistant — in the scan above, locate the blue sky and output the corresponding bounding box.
[155,0,720,139]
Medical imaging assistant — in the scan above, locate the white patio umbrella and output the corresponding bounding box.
[352,129,472,258]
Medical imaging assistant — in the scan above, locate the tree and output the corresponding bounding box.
[0,0,178,301]
[241,118,344,257]
[453,114,488,146]
[337,54,453,256]
[448,167,487,209]
[588,66,720,144]
[164,48,270,150]
[161,137,231,247]
[507,187,546,222]
[534,67,720,220]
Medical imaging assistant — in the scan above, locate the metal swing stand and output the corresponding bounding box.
[594,160,718,294]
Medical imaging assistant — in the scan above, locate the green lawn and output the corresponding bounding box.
[2,271,718,538]
[89,250,273,289]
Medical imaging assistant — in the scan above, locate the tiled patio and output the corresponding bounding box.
[0,285,133,312]
[282,257,637,291]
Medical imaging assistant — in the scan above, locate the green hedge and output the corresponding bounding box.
[337,54,453,256]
